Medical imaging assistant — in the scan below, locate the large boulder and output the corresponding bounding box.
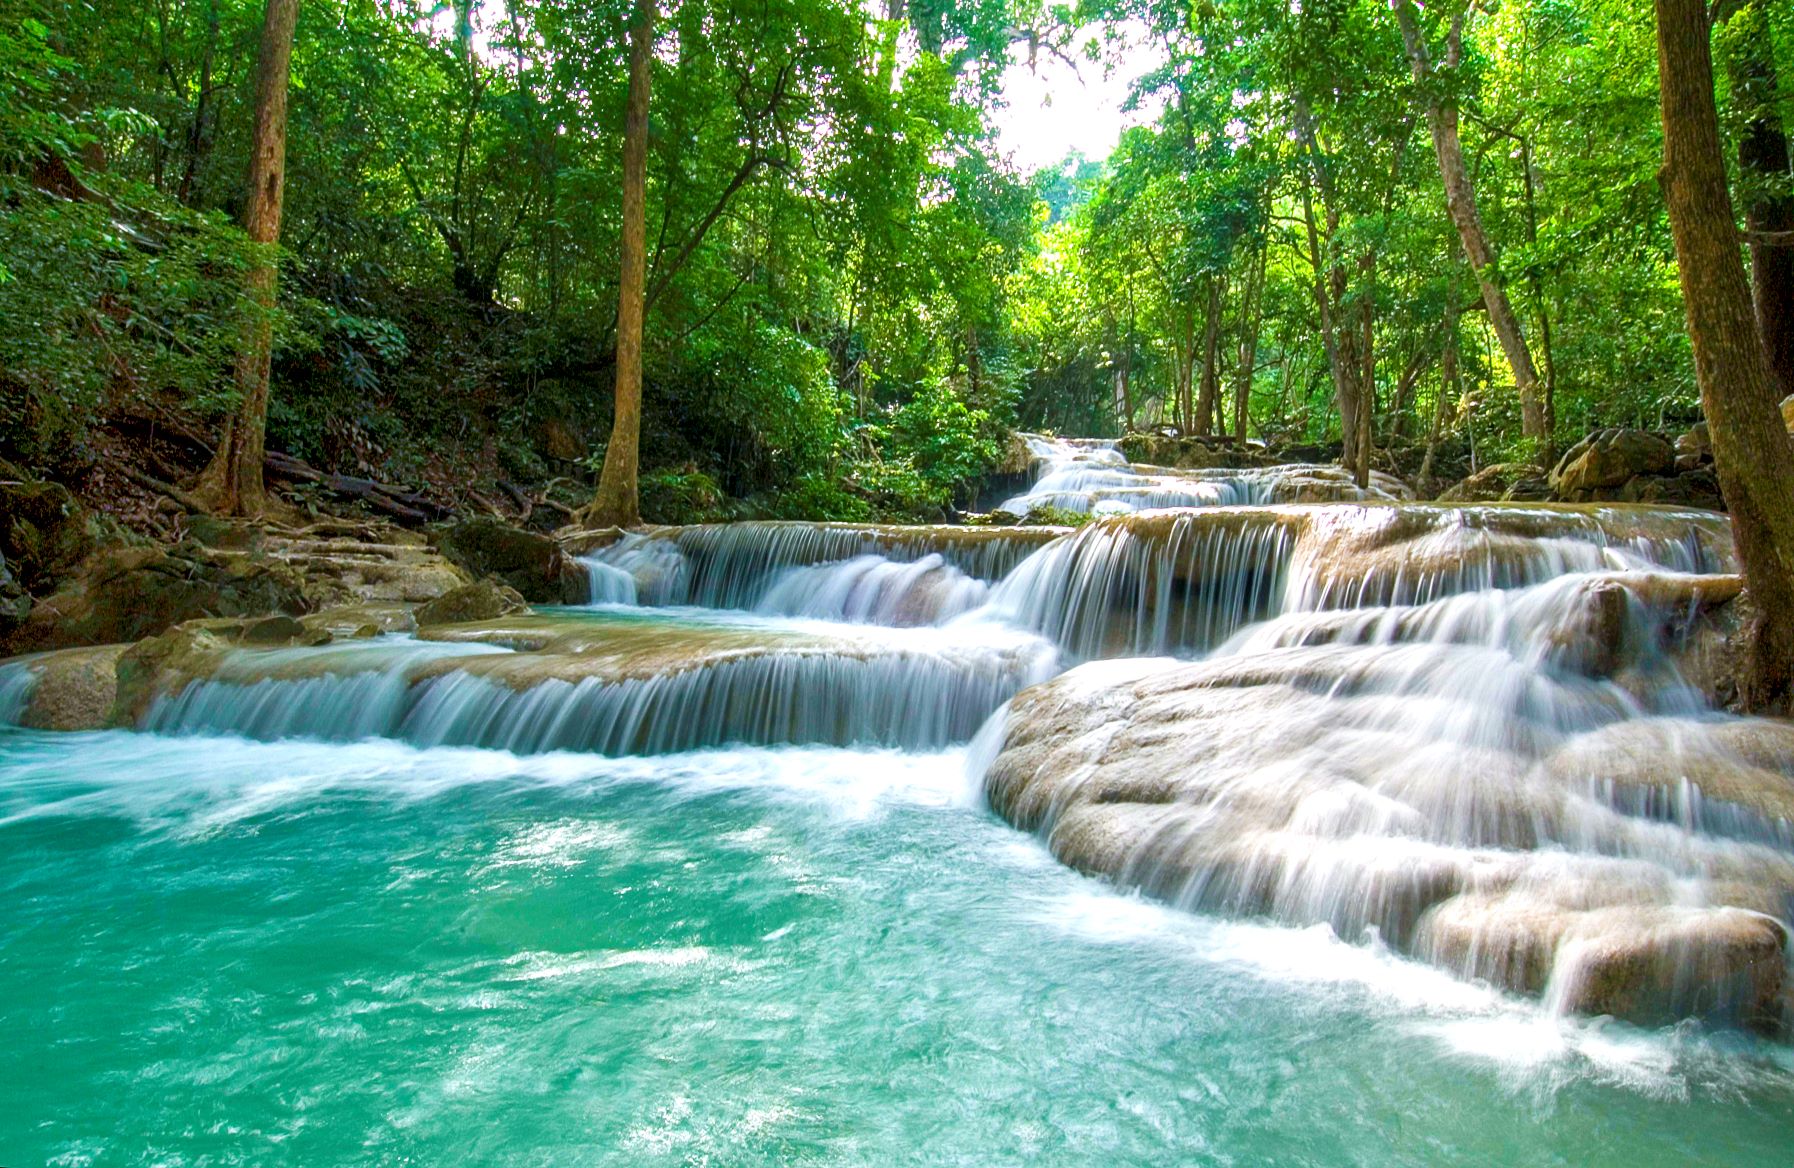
[1616,468,1725,511]
[431,517,583,603]
[414,579,529,626]
[1549,428,1675,498]
[16,643,130,731]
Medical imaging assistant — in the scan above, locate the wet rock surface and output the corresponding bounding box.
[432,517,582,603]
[981,572,1794,1031]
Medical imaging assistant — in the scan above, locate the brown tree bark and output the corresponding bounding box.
[199,0,297,517]
[587,0,655,529]
[1395,0,1547,449]
[1722,1,1794,398]
[1657,0,1794,711]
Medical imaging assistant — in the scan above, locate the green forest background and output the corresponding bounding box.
[2,0,1789,522]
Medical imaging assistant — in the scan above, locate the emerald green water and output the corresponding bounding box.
[3,725,1792,1166]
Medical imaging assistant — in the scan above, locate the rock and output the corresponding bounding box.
[1675,420,1712,470]
[1549,428,1675,497]
[1617,468,1725,512]
[979,628,1794,1030]
[538,417,587,462]
[1436,463,1547,503]
[0,479,95,594]
[414,580,530,626]
[0,551,30,629]
[1,544,313,656]
[111,623,237,724]
[240,614,319,645]
[17,644,129,730]
[431,517,580,603]
[300,603,417,639]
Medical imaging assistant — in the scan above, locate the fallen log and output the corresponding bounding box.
[263,451,448,524]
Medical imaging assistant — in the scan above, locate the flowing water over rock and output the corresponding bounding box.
[5,497,1794,1163]
[996,433,1412,516]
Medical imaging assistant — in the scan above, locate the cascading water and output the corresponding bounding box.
[996,433,1412,516]
[143,613,1060,754]
[7,495,1794,1164]
[0,657,36,724]
[978,510,1791,1034]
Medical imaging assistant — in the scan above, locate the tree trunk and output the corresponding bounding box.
[1656,0,1794,711]
[198,0,297,518]
[1233,246,1265,443]
[587,0,655,528]
[1175,305,1196,435]
[1723,2,1794,398]
[1195,276,1223,437]
[1418,292,1460,494]
[1299,156,1362,471]
[1395,0,1547,449]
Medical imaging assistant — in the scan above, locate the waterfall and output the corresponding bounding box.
[578,532,688,605]
[996,433,1411,516]
[972,504,1735,660]
[979,543,1793,1031]
[144,621,1060,754]
[754,553,991,625]
[579,522,1061,612]
[10,487,1790,1033]
[0,659,35,725]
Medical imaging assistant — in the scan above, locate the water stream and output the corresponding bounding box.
[4,439,1793,1164]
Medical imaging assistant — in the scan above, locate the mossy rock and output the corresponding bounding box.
[430,517,576,603]
[415,580,530,626]
[0,480,95,594]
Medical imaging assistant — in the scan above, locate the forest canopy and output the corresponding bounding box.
[1,0,1790,520]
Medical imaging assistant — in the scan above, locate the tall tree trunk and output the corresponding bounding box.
[1299,157,1361,471]
[1195,276,1223,437]
[588,0,655,528]
[199,0,297,517]
[1723,1,1794,398]
[1395,0,1547,449]
[1657,0,1794,711]
[1175,305,1196,435]
[1233,245,1266,443]
[1418,306,1460,495]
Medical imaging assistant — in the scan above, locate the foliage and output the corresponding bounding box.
[1,0,1784,505]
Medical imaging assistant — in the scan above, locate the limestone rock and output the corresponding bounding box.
[17,644,129,730]
[431,517,580,603]
[2,544,313,656]
[1549,428,1675,497]
[979,629,1794,1030]
[414,580,530,626]
[1437,463,1548,503]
